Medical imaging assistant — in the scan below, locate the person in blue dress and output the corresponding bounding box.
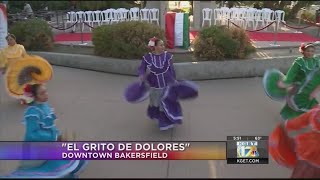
[5,83,88,178]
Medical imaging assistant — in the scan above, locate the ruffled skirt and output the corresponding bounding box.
[294,132,320,167]
[269,124,297,169]
[3,160,88,178]
[124,80,199,130]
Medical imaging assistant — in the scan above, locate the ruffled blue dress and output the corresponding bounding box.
[4,102,88,178]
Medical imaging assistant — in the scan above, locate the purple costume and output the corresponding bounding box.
[124,51,198,131]
[138,52,176,89]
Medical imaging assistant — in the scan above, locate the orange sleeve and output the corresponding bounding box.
[285,111,311,131]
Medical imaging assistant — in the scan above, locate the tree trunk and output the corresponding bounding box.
[142,1,147,8]
[190,1,193,16]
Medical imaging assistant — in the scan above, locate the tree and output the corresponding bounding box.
[227,1,241,8]
[141,1,147,8]
[72,1,138,11]
[289,1,314,19]
[261,1,278,9]
[216,1,241,8]
[278,1,291,9]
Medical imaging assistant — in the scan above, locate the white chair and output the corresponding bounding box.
[140,9,150,23]
[220,7,230,11]
[274,10,285,31]
[65,11,77,32]
[75,11,85,32]
[213,8,223,25]
[110,9,120,24]
[118,8,129,22]
[202,8,212,27]
[243,9,255,29]
[149,8,159,25]
[239,8,248,27]
[262,8,272,12]
[229,8,237,25]
[254,10,265,30]
[83,11,93,31]
[129,7,140,21]
[238,8,247,28]
[230,8,245,28]
[92,10,102,27]
[221,8,231,25]
[101,9,112,25]
[262,8,275,31]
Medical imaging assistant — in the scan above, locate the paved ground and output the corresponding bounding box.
[0,66,293,178]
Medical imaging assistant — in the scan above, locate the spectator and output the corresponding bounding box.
[22,2,33,18]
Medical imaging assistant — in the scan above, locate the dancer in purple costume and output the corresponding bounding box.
[124,37,198,131]
[138,37,177,130]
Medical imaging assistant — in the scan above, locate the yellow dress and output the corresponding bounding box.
[0,44,27,100]
[0,44,27,68]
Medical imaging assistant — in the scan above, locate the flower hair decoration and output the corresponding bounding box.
[299,43,306,53]
[299,43,315,53]
[23,84,36,104]
[23,84,33,97]
[148,37,158,49]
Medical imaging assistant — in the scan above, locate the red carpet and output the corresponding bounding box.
[247,32,320,42]
[54,31,320,42]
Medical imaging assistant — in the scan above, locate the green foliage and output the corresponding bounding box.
[283,7,292,20]
[8,1,69,13]
[8,1,48,12]
[7,1,137,12]
[7,7,20,14]
[193,26,255,61]
[301,11,316,21]
[9,19,53,51]
[92,21,165,59]
[77,1,138,11]
[46,1,70,11]
[216,1,241,8]
[285,1,314,20]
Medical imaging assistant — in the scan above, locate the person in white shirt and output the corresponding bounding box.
[22,3,33,18]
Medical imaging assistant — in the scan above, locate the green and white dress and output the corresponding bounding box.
[280,56,320,120]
